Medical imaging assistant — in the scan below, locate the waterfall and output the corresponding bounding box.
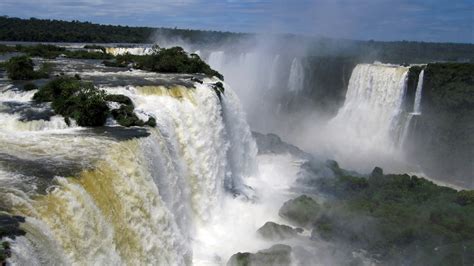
[287,58,304,93]
[207,51,225,71]
[267,55,281,91]
[400,69,425,147]
[323,63,410,171]
[413,69,424,115]
[0,78,257,265]
[105,47,153,56]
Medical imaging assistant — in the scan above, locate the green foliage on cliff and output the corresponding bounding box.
[33,76,109,126]
[284,165,474,264]
[406,63,474,186]
[109,46,224,80]
[5,55,49,80]
[34,77,154,127]
[424,63,474,112]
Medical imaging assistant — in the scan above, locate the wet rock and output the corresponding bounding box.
[279,195,320,227]
[252,131,311,160]
[257,221,301,240]
[227,244,292,266]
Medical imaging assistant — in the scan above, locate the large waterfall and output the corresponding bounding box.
[317,63,411,172]
[0,69,258,265]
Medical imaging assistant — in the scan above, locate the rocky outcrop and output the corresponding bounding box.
[252,132,311,159]
[0,213,26,264]
[405,63,474,188]
[227,244,292,266]
[257,221,302,241]
[279,195,320,227]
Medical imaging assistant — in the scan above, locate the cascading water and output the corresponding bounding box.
[0,69,258,265]
[400,69,425,145]
[287,58,304,93]
[413,69,424,115]
[105,47,153,56]
[319,63,411,172]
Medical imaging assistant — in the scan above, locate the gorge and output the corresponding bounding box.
[0,40,473,265]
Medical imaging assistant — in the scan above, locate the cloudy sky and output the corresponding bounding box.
[1,0,473,43]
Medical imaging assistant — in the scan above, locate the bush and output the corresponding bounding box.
[308,165,474,263]
[111,105,144,127]
[6,56,49,80]
[34,76,108,126]
[106,46,224,80]
[65,50,113,60]
[16,44,66,59]
[6,56,35,80]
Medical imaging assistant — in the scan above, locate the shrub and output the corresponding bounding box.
[34,76,108,126]
[106,46,224,80]
[6,56,49,80]
[111,105,144,127]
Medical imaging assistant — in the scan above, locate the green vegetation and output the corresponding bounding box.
[424,63,473,113]
[257,221,302,241]
[279,195,320,227]
[33,76,154,127]
[284,163,474,264]
[33,76,109,126]
[15,44,65,58]
[406,63,474,186]
[5,55,49,80]
[1,44,113,60]
[64,50,113,60]
[0,16,245,44]
[0,241,10,263]
[0,44,16,54]
[108,46,223,79]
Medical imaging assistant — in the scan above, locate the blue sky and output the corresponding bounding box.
[1,0,473,43]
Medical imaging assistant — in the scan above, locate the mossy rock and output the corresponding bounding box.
[257,221,302,240]
[105,94,134,107]
[227,244,292,266]
[111,105,143,127]
[279,195,320,227]
[455,190,474,206]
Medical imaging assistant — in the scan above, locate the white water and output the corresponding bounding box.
[413,69,424,114]
[0,73,265,265]
[306,63,411,173]
[105,47,153,56]
[287,58,305,93]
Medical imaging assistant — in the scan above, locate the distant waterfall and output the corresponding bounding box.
[208,51,225,71]
[327,64,410,160]
[287,58,304,93]
[0,79,257,265]
[400,69,425,146]
[413,69,425,114]
[267,55,281,91]
[105,47,153,56]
